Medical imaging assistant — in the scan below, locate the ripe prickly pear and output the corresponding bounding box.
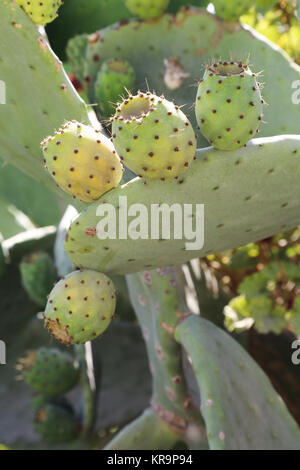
[16,0,62,26]
[213,0,253,21]
[44,270,116,346]
[111,91,196,180]
[95,59,136,120]
[195,61,264,151]
[41,121,123,202]
[124,0,170,19]
[34,404,80,443]
[17,348,80,396]
[20,252,57,307]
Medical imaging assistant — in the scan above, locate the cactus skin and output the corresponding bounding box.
[16,0,62,26]
[17,348,80,396]
[124,0,170,19]
[175,315,300,450]
[44,270,116,346]
[213,0,253,21]
[20,252,57,307]
[95,59,136,120]
[111,92,196,179]
[195,62,264,150]
[34,404,80,443]
[41,121,123,203]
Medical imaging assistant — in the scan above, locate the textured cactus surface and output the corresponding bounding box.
[65,136,300,275]
[16,0,62,25]
[44,270,116,345]
[20,252,57,307]
[17,348,80,396]
[124,0,170,19]
[213,0,253,21]
[0,2,90,192]
[73,9,300,148]
[111,92,196,179]
[42,121,123,202]
[95,59,136,120]
[34,404,80,443]
[195,62,264,150]
[175,315,300,450]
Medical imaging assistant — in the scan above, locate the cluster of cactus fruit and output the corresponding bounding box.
[4,0,300,450]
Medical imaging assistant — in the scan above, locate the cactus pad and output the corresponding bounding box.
[41,121,123,202]
[17,348,80,396]
[195,61,264,150]
[95,59,136,120]
[44,270,116,345]
[175,315,300,450]
[111,92,196,179]
[124,0,170,19]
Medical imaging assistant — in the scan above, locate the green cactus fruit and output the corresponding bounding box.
[41,121,123,203]
[111,91,196,180]
[44,270,116,346]
[124,0,170,19]
[256,0,278,9]
[95,59,136,120]
[20,251,57,307]
[213,0,253,21]
[17,348,80,396]
[195,61,264,151]
[34,404,80,443]
[31,395,73,413]
[0,244,5,279]
[16,0,62,26]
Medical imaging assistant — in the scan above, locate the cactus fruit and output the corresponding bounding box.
[95,59,136,120]
[41,121,123,202]
[124,0,170,20]
[31,395,73,413]
[34,404,80,443]
[195,61,264,150]
[213,0,253,21]
[16,0,62,26]
[17,348,80,396]
[20,252,57,307]
[111,91,196,180]
[44,270,116,346]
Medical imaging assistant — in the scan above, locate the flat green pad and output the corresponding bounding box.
[81,8,300,144]
[175,315,300,450]
[0,1,89,190]
[65,135,300,275]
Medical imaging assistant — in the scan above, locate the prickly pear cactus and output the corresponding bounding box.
[20,252,57,307]
[44,270,116,345]
[41,121,123,202]
[17,348,80,396]
[34,404,80,443]
[95,59,136,120]
[111,92,196,179]
[124,0,170,19]
[195,61,264,150]
[16,0,62,25]
[213,0,253,21]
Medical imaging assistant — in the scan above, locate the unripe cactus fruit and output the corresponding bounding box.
[31,395,73,414]
[111,92,196,180]
[44,270,116,346]
[41,121,123,202]
[16,0,62,26]
[195,61,264,151]
[20,251,57,307]
[34,404,80,443]
[95,59,136,120]
[213,0,253,21]
[124,0,170,20]
[17,348,80,396]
